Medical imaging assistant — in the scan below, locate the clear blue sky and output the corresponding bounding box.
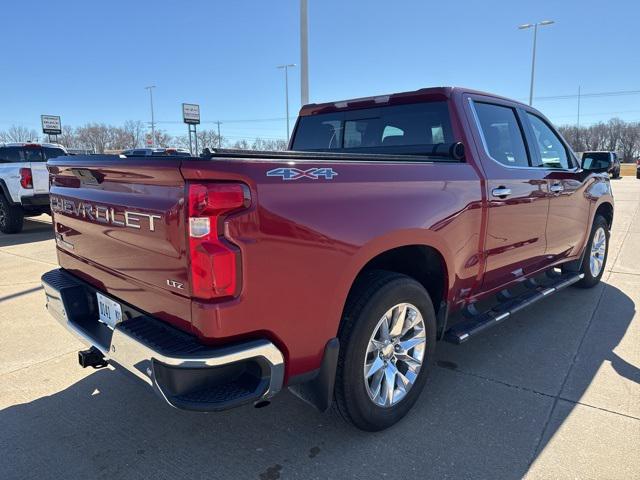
[1,0,638,141]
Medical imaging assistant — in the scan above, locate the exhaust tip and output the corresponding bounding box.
[254,400,271,409]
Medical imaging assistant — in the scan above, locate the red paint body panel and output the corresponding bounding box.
[47,87,613,382]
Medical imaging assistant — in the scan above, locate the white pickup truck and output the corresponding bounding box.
[0,142,67,233]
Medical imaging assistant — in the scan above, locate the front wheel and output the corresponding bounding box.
[575,215,609,288]
[334,270,436,431]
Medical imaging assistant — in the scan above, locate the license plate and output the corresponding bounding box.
[96,292,122,329]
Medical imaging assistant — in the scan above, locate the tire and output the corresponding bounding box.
[0,195,24,234]
[613,169,620,179]
[334,270,437,431]
[575,215,609,288]
[636,171,640,180]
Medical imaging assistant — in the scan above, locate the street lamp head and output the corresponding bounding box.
[539,20,555,26]
[518,23,533,29]
[276,64,297,69]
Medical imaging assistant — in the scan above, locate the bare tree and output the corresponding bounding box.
[75,123,113,153]
[0,125,40,142]
[232,139,250,150]
[122,120,145,149]
[618,122,640,163]
[153,130,173,148]
[559,118,640,162]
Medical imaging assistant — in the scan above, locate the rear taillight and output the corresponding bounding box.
[20,168,33,189]
[188,182,250,300]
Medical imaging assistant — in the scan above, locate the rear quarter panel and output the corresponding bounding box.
[181,158,483,378]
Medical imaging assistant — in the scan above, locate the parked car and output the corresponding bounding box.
[636,158,640,179]
[582,151,621,178]
[121,147,191,157]
[0,142,67,233]
[41,87,614,431]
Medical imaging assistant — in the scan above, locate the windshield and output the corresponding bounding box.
[292,101,454,156]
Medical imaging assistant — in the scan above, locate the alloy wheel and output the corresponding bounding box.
[363,303,426,407]
[589,227,607,277]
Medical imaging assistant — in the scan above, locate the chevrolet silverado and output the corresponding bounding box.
[41,87,614,431]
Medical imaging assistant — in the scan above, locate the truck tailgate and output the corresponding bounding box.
[48,156,192,331]
[30,161,50,194]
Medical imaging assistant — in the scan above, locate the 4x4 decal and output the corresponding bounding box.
[266,167,338,181]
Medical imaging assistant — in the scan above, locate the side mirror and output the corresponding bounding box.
[582,156,612,173]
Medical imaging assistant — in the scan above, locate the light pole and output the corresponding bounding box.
[144,85,156,147]
[277,64,296,141]
[518,20,554,106]
[300,0,309,105]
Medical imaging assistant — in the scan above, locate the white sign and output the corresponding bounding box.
[182,103,200,124]
[41,115,62,135]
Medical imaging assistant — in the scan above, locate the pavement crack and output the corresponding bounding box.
[0,350,78,377]
[436,364,555,399]
[556,397,640,421]
[437,364,640,422]
[0,249,57,266]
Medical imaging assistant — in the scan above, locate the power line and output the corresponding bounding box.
[552,109,640,119]
[533,89,640,101]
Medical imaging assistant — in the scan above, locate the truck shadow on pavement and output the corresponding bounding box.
[1,283,636,480]
[0,218,53,248]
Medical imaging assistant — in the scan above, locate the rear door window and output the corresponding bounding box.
[473,102,530,168]
[43,147,66,160]
[23,146,44,162]
[526,113,570,169]
[292,101,454,156]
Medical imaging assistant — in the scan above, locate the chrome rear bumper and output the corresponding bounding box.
[42,269,285,411]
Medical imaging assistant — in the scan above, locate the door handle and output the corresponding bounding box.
[550,183,564,193]
[491,187,512,198]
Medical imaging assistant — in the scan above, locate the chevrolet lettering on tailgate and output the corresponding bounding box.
[50,196,161,231]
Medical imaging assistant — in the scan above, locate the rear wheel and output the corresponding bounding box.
[334,270,436,431]
[575,215,609,288]
[0,195,24,234]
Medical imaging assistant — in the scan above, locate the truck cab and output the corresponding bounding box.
[0,142,67,233]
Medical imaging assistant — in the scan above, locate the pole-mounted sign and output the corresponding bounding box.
[183,103,200,155]
[182,103,200,125]
[41,115,62,135]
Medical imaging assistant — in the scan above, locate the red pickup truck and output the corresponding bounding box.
[42,87,614,431]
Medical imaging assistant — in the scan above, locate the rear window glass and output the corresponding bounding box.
[292,102,454,156]
[582,152,610,162]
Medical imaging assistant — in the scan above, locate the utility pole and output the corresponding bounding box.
[577,86,581,129]
[300,0,309,105]
[216,121,222,148]
[577,85,582,148]
[277,64,296,140]
[518,20,554,105]
[145,85,156,147]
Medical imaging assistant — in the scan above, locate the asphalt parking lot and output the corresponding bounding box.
[1,178,638,480]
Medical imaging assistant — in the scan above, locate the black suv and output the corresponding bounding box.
[582,151,621,179]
